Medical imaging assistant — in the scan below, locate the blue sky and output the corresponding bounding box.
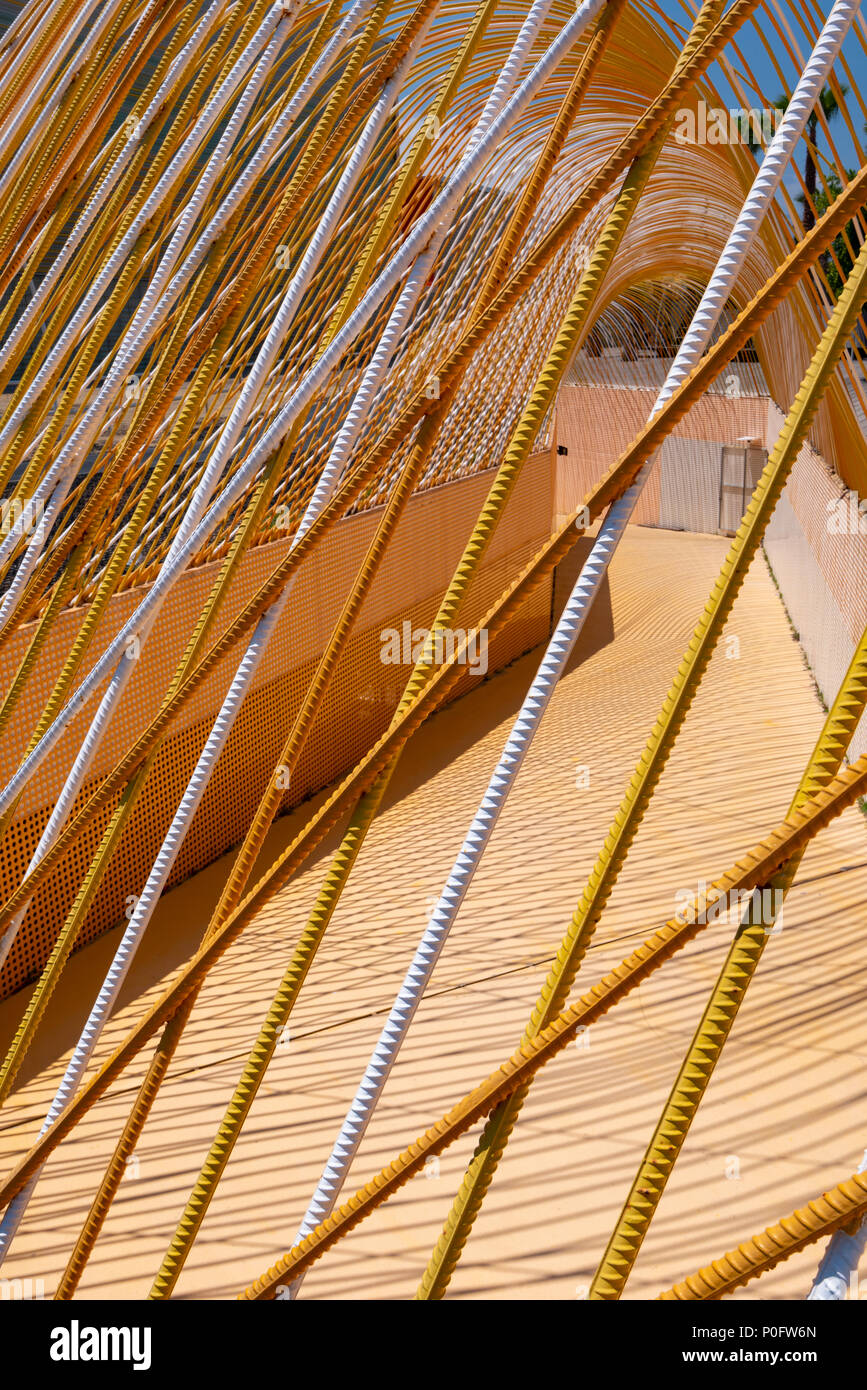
[648,0,867,198]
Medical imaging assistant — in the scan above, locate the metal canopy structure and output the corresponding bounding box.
[0,0,865,1301]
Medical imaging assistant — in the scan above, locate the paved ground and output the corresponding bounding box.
[2,524,866,1301]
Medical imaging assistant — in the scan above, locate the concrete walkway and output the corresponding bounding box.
[1,525,865,1300]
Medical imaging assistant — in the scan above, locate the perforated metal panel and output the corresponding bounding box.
[0,448,555,1001]
[765,429,867,761]
[658,437,720,534]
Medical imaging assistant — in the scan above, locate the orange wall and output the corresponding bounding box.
[0,447,555,1000]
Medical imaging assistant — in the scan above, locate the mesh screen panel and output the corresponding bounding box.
[0,447,554,1000]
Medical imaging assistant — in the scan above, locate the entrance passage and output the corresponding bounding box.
[719,442,767,534]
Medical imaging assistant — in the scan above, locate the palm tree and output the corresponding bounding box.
[803,167,867,352]
[771,83,848,231]
[742,94,787,156]
[806,85,848,228]
[805,169,860,293]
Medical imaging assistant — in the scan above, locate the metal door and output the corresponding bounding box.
[719,444,767,534]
